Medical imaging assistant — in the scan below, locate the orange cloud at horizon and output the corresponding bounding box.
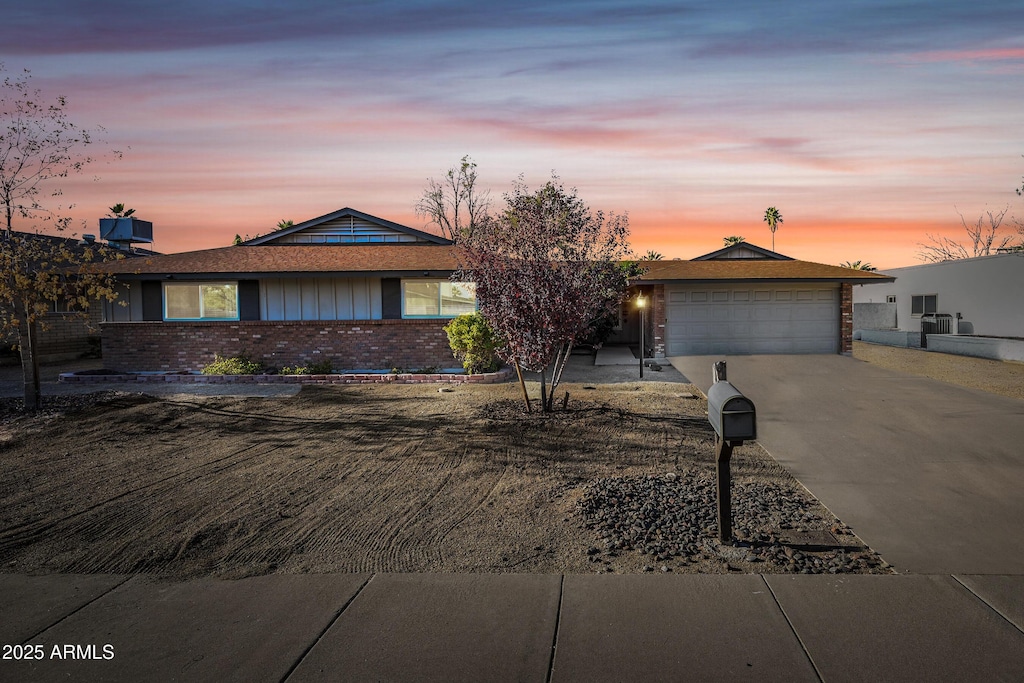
[627,214,976,271]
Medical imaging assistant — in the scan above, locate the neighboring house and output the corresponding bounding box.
[2,231,142,362]
[852,253,1024,338]
[97,213,893,372]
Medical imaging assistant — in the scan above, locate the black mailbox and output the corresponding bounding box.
[707,381,756,442]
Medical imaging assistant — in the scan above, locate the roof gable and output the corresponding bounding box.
[244,208,452,246]
[692,242,793,261]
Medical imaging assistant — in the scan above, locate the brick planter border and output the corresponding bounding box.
[60,367,514,386]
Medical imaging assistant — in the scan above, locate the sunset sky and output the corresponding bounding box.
[4,0,1023,269]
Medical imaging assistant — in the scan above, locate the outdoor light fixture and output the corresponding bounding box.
[637,294,646,379]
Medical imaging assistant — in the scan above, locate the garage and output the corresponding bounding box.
[665,284,840,355]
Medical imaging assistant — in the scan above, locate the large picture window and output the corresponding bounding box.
[911,294,937,316]
[164,283,239,320]
[402,281,476,317]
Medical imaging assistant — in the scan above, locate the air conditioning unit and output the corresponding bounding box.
[99,217,153,244]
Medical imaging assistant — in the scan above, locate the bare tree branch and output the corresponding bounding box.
[917,206,1015,262]
[415,155,490,242]
[0,64,123,410]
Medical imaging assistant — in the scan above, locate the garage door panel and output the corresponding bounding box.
[793,304,834,321]
[731,306,752,321]
[680,308,710,322]
[666,284,839,355]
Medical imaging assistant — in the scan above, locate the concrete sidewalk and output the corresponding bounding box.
[1,572,1022,682]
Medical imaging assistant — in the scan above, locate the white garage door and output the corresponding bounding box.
[665,285,839,355]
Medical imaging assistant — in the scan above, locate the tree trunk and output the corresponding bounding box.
[539,365,550,412]
[551,343,572,394]
[513,361,531,413]
[22,318,42,412]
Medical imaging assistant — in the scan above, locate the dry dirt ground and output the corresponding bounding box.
[0,379,886,578]
[853,341,1024,400]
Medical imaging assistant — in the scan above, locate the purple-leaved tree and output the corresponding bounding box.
[457,176,633,412]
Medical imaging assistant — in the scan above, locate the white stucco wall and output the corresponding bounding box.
[852,253,1024,337]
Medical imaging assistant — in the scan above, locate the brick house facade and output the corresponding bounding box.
[97,210,888,372]
[102,319,453,373]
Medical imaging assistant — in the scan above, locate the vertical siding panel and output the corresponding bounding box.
[283,279,301,321]
[300,279,319,320]
[370,277,383,319]
[128,283,144,321]
[318,278,337,320]
[352,279,369,319]
[335,279,353,320]
[263,279,286,321]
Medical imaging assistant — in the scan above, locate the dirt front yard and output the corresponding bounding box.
[0,380,888,577]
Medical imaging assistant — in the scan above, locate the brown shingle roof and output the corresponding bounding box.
[637,259,894,283]
[100,243,893,284]
[101,244,461,277]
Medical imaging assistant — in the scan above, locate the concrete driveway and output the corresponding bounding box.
[670,354,1024,575]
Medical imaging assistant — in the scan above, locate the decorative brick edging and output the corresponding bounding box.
[59,368,514,386]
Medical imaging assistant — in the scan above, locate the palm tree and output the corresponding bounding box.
[643,249,664,261]
[723,235,745,246]
[276,219,294,231]
[839,260,876,271]
[763,207,782,251]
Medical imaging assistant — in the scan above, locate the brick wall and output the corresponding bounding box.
[101,319,457,372]
[36,309,102,358]
[840,283,853,354]
[2,308,102,360]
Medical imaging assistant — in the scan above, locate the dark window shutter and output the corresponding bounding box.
[239,280,260,320]
[381,278,401,319]
[141,281,163,321]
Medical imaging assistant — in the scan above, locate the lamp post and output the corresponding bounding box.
[637,293,646,378]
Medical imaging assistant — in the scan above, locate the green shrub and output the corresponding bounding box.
[281,359,333,375]
[444,313,500,374]
[201,354,264,375]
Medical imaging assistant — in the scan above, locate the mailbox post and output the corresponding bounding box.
[706,362,757,543]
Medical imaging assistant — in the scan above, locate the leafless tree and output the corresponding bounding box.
[917,207,1017,262]
[415,155,490,242]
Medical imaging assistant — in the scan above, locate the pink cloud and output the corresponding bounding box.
[905,47,1024,63]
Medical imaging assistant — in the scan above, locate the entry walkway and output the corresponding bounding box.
[2,572,1022,681]
[669,354,1024,575]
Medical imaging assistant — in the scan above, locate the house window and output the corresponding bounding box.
[911,294,937,316]
[401,281,476,318]
[164,283,239,321]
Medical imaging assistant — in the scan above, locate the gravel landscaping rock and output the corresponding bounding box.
[577,472,892,574]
